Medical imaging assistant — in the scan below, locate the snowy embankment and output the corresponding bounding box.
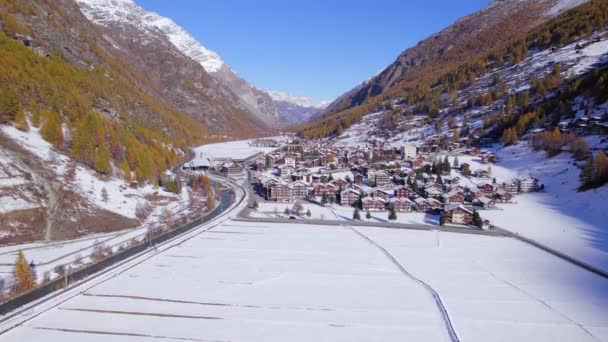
[250,202,438,226]
[460,143,608,273]
[1,125,181,219]
[1,221,605,342]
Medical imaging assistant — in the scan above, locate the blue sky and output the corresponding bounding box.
[137,0,489,103]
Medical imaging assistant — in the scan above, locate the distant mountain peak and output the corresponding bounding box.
[267,91,328,109]
[76,0,224,73]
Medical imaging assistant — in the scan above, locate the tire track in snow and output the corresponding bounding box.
[32,326,225,341]
[473,260,600,341]
[346,225,460,342]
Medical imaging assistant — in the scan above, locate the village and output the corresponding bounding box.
[184,136,542,229]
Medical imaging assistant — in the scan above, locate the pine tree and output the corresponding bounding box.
[579,155,595,189]
[353,208,361,220]
[94,145,112,175]
[0,87,21,123]
[207,192,215,212]
[443,156,451,173]
[284,207,290,215]
[571,137,589,161]
[252,200,259,209]
[121,159,132,182]
[306,209,311,217]
[41,110,63,148]
[453,155,459,168]
[436,174,444,185]
[366,210,371,219]
[595,151,608,185]
[321,193,327,206]
[30,100,41,127]
[473,211,483,229]
[14,108,28,131]
[101,187,109,202]
[14,251,35,292]
[388,206,397,221]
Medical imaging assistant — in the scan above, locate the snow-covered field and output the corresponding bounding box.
[2,221,606,341]
[358,226,608,342]
[193,136,287,161]
[250,202,438,225]
[480,144,608,273]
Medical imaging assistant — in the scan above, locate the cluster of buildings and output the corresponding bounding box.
[253,141,542,227]
[556,115,608,135]
[182,154,244,178]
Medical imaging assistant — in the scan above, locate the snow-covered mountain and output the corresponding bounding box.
[267,91,329,125]
[267,91,327,109]
[76,0,329,127]
[77,0,224,73]
[76,0,282,126]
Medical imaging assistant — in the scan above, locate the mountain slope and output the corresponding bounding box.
[76,0,282,127]
[0,0,214,241]
[322,0,591,118]
[74,0,272,134]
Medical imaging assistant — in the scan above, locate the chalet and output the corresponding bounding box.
[255,162,265,172]
[182,157,211,171]
[390,197,412,212]
[331,179,348,191]
[394,186,411,199]
[427,198,443,211]
[269,183,294,203]
[279,165,295,178]
[443,205,474,225]
[423,183,444,198]
[221,162,242,178]
[402,144,417,159]
[373,189,391,201]
[375,172,392,188]
[256,155,266,166]
[414,198,429,212]
[412,156,424,169]
[442,191,465,204]
[285,155,297,168]
[460,163,471,175]
[314,184,336,196]
[494,188,513,203]
[477,183,494,195]
[475,168,492,178]
[292,181,309,199]
[340,189,360,206]
[480,152,497,164]
[442,175,460,185]
[500,180,519,193]
[362,197,387,211]
[353,173,364,185]
[266,154,280,166]
[474,196,496,209]
[518,176,541,192]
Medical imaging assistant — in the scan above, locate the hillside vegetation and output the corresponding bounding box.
[299,0,608,139]
[0,0,219,184]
